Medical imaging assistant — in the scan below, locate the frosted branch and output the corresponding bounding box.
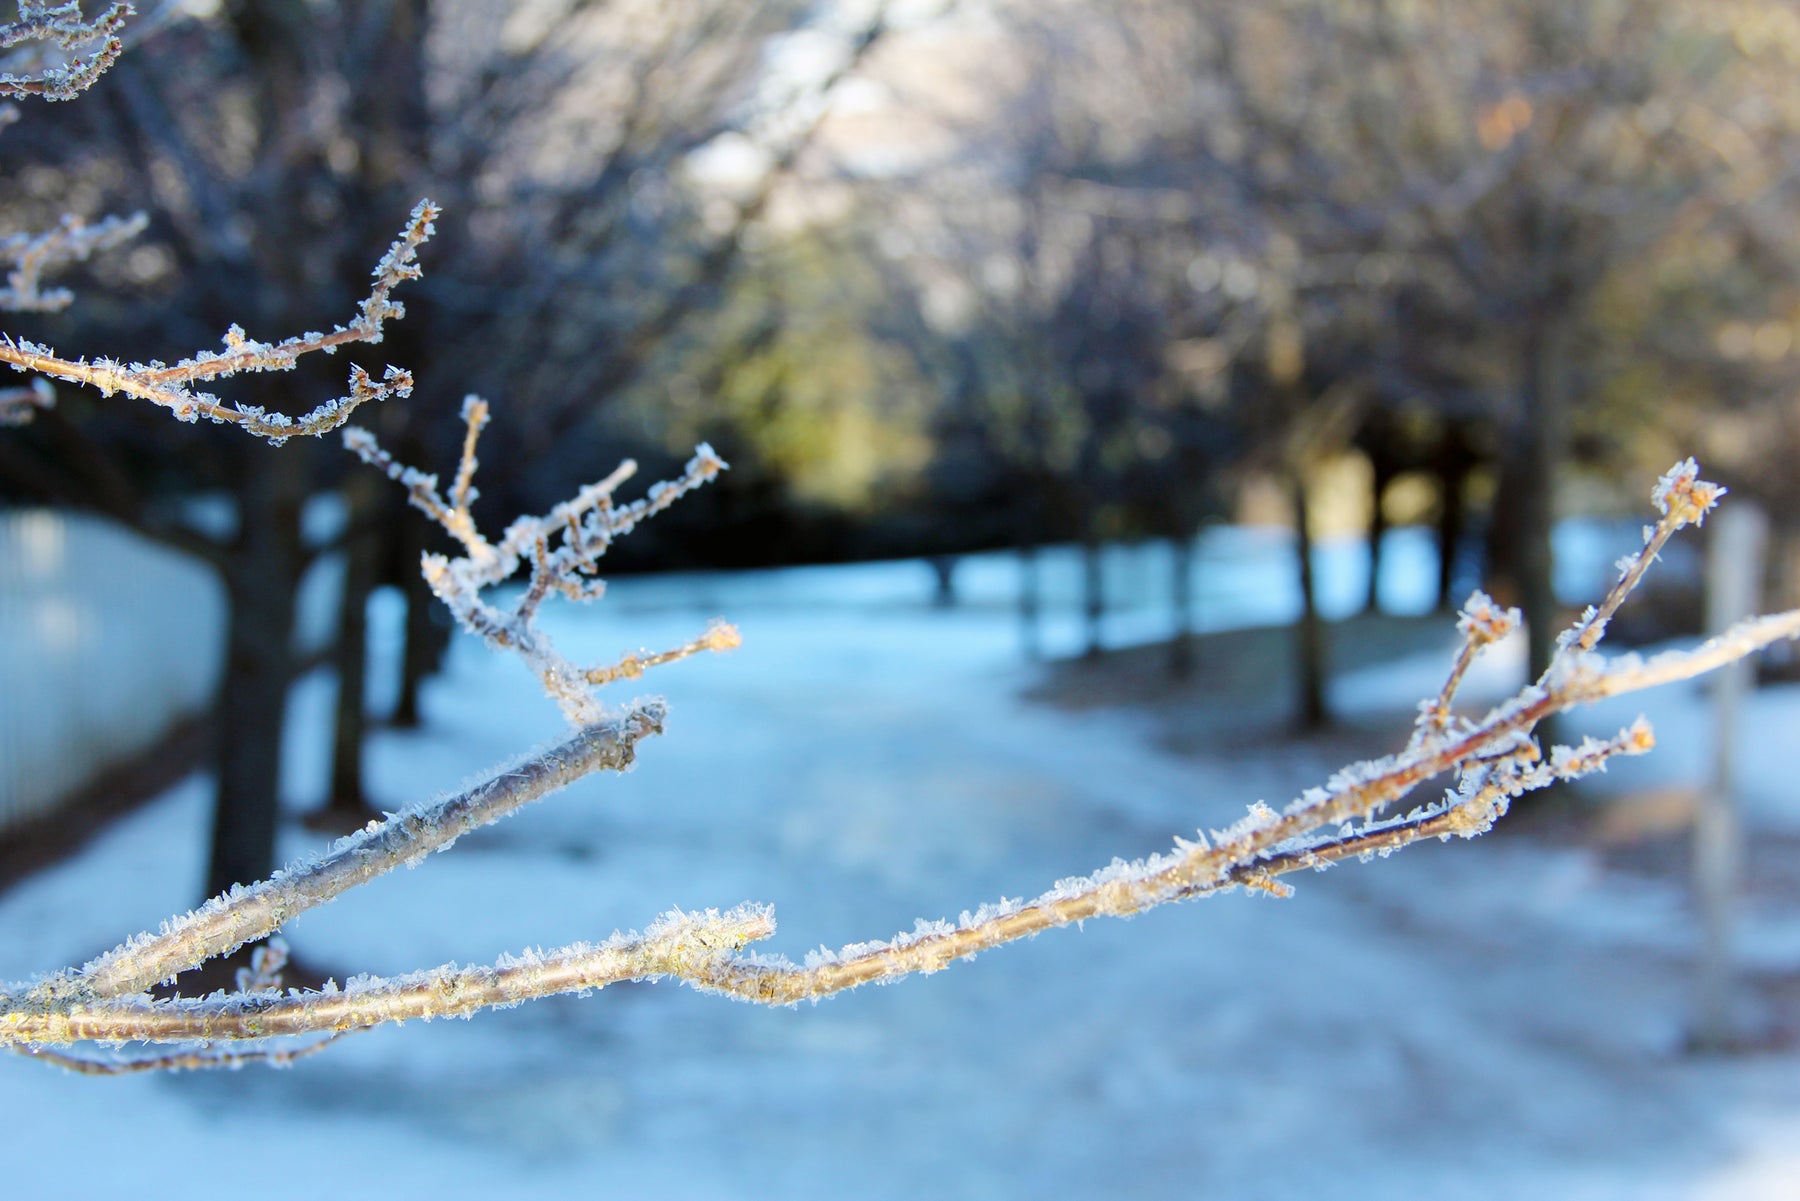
[4,461,1796,1064]
[1408,588,1520,751]
[26,703,665,1004]
[0,201,437,441]
[346,411,737,724]
[584,620,743,687]
[1551,457,1725,665]
[1592,610,1800,698]
[3,908,774,1045]
[0,2,130,102]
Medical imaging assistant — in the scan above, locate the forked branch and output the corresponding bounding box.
[344,397,740,724]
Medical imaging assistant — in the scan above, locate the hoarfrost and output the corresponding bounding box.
[1213,800,1278,845]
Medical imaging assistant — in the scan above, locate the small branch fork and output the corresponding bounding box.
[344,397,741,724]
[4,459,1798,1071]
[0,200,438,439]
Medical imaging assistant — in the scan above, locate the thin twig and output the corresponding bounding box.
[584,621,744,687]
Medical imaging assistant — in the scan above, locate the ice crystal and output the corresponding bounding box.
[1651,457,1725,528]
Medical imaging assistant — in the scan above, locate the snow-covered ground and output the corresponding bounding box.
[3,526,1799,1199]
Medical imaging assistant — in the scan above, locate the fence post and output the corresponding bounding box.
[1690,499,1767,1051]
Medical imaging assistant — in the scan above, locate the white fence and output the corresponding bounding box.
[0,509,224,832]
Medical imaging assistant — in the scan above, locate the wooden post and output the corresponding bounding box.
[1690,500,1767,1051]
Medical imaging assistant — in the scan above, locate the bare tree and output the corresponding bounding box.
[0,0,882,901]
[1179,0,1800,678]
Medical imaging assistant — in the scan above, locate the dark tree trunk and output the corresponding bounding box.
[324,475,382,819]
[1484,311,1573,758]
[1293,471,1329,730]
[1366,458,1393,615]
[205,449,305,898]
[201,3,317,900]
[1082,532,1105,660]
[1017,541,1041,661]
[1516,314,1571,683]
[1434,428,1472,611]
[388,474,451,728]
[928,554,958,608]
[1168,531,1196,679]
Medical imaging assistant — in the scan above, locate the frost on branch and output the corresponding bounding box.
[6,460,1800,1069]
[1652,456,1726,529]
[0,200,438,439]
[345,396,739,724]
[0,2,131,102]
[1409,589,1521,750]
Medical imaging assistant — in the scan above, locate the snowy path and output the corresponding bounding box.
[3,553,1799,1199]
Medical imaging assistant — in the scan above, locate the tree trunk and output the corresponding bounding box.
[325,476,382,819]
[1082,531,1105,660]
[390,493,449,728]
[205,450,305,897]
[1017,541,1041,661]
[1434,427,1471,611]
[1515,313,1570,684]
[1168,531,1196,679]
[1366,458,1392,615]
[928,554,958,608]
[1293,471,1329,730]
